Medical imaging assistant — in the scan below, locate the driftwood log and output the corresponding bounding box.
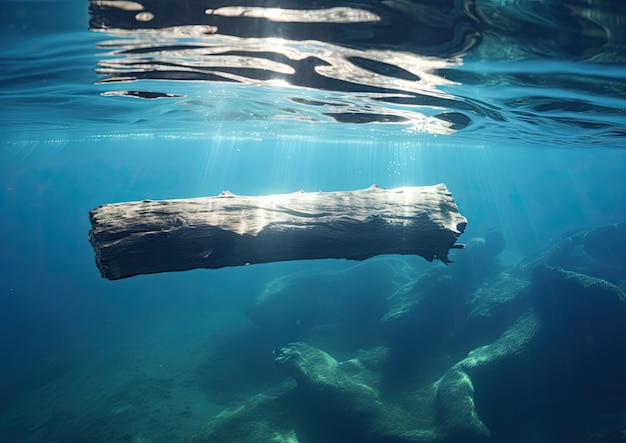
[88,184,468,280]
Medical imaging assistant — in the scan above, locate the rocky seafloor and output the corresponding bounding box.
[186,222,626,443]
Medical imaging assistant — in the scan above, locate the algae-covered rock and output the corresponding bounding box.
[186,342,491,443]
[531,264,626,336]
[529,265,626,412]
[462,222,626,352]
[183,383,298,443]
[186,223,626,443]
[380,232,506,353]
[275,342,492,443]
[523,222,626,286]
[461,268,532,349]
[457,267,626,443]
[274,342,388,429]
[435,367,491,442]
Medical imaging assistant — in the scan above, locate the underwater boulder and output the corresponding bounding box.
[531,264,626,321]
[186,224,626,443]
[530,264,626,360]
[274,342,387,432]
[435,366,492,442]
[186,342,491,443]
[183,381,298,443]
[380,231,505,352]
[247,258,414,353]
[522,221,626,286]
[272,342,489,443]
[379,274,457,351]
[462,220,626,352]
[461,267,532,350]
[454,311,545,442]
[455,266,626,442]
[247,268,345,337]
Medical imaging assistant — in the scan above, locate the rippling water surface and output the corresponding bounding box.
[1,0,625,147]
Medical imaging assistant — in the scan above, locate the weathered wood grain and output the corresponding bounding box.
[88,184,467,280]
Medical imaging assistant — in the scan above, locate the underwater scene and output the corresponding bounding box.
[1,0,626,442]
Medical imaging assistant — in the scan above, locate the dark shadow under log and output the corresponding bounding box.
[88,184,468,280]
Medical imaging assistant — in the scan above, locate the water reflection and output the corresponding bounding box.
[89,0,626,138]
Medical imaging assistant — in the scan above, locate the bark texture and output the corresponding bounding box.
[88,184,467,280]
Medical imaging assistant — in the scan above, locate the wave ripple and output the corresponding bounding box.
[77,1,626,144]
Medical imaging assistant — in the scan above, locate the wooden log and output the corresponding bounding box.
[88,184,468,280]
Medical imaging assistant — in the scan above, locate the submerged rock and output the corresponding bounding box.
[531,264,626,336]
[186,222,626,443]
[461,266,532,350]
[247,258,416,354]
[380,231,506,353]
[463,222,626,351]
[524,221,626,286]
[274,342,396,440]
[188,343,490,443]
[184,382,298,443]
[460,266,626,442]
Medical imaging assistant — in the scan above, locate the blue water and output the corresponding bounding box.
[2,1,626,442]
